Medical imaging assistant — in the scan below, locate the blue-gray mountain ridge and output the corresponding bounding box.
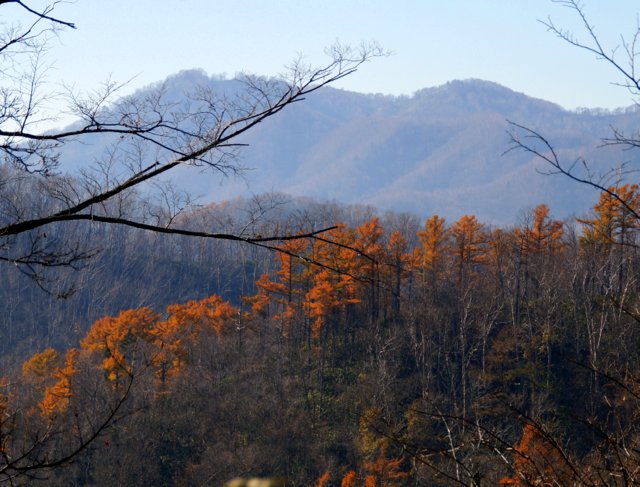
[59,69,640,224]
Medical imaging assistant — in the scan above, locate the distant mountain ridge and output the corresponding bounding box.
[59,70,640,224]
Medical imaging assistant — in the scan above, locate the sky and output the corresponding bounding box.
[10,1,640,112]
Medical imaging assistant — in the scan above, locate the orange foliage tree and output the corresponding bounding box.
[363,444,410,487]
[382,230,412,316]
[163,294,238,339]
[353,217,386,322]
[81,308,160,382]
[500,423,574,486]
[307,268,343,340]
[22,348,61,382]
[246,238,309,336]
[154,295,239,380]
[246,217,407,341]
[414,214,449,280]
[578,184,640,247]
[341,470,358,487]
[451,214,487,281]
[40,348,79,418]
[516,204,565,256]
[314,470,331,487]
[305,224,361,340]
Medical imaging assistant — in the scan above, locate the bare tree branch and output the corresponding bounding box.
[541,0,640,95]
[0,0,385,289]
[506,120,640,222]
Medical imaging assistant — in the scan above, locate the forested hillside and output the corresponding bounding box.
[57,69,640,223]
[4,1,640,485]
[3,184,640,485]
[0,185,377,359]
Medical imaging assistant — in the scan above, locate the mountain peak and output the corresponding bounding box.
[411,79,564,116]
[59,69,640,224]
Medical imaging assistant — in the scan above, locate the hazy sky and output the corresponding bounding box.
[14,0,640,110]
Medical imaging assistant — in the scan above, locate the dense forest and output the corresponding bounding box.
[4,2,640,486]
[3,180,640,486]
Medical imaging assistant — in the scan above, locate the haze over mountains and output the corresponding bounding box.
[60,69,640,224]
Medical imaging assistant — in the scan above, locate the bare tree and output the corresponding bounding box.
[507,0,640,219]
[0,2,383,294]
[501,2,640,483]
[0,2,383,480]
[0,366,134,484]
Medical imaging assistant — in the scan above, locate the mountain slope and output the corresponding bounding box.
[59,71,640,224]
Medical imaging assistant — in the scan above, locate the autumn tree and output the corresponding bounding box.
[0,3,384,480]
[39,348,79,417]
[81,308,160,383]
[500,423,575,486]
[505,3,640,392]
[510,204,566,332]
[508,1,640,233]
[382,230,411,317]
[341,470,358,487]
[1,291,247,484]
[363,444,410,487]
[247,237,310,338]
[314,471,331,487]
[515,204,564,256]
[414,214,449,283]
[158,294,239,374]
[296,223,362,342]
[9,201,640,485]
[578,185,640,292]
[22,348,61,384]
[1,345,134,483]
[575,186,640,376]
[451,214,487,283]
[507,0,640,405]
[579,185,639,245]
[351,218,386,323]
[0,1,383,295]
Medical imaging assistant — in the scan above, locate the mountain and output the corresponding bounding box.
[58,70,640,224]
